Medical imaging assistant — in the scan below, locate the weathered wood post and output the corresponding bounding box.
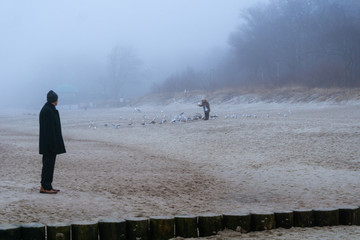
[71,221,98,240]
[21,223,45,240]
[313,208,339,227]
[339,206,360,225]
[126,217,149,240]
[274,211,293,229]
[47,223,71,240]
[0,224,21,240]
[198,213,223,237]
[293,209,313,227]
[174,215,198,238]
[250,212,275,231]
[150,216,175,240]
[98,219,126,240]
[223,213,251,233]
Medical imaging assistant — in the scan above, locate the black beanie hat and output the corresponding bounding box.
[47,90,58,103]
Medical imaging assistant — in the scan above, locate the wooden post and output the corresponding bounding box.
[313,208,339,227]
[98,219,126,240]
[21,223,45,240]
[223,213,251,233]
[250,212,275,231]
[174,215,198,238]
[150,216,175,240]
[339,206,360,225]
[47,223,71,240]
[126,217,149,240]
[274,211,293,229]
[71,221,98,240]
[0,224,21,240]
[293,209,313,227]
[198,213,223,237]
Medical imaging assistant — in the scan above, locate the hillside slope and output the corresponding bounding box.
[130,87,360,106]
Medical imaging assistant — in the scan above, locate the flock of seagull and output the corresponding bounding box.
[87,107,293,130]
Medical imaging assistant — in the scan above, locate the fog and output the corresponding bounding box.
[0,0,266,109]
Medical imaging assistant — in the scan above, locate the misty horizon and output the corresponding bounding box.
[0,0,267,109]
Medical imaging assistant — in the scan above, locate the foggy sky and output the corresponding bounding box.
[0,0,267,109]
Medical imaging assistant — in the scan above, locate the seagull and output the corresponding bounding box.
[170,117,179,123]
[159,114,167,124]
[180,115,187,122]
[133,107,141,113]
[128,118,134,126]
[148,117,157,124]
[112,124,120,129]
[89,121,96,129]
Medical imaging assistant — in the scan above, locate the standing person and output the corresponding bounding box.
[198,99,210,120]
[39,90,66,194]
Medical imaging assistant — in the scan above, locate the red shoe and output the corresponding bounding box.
[40,187,58,194]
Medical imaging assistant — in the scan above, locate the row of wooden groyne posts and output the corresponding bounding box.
[1,206,360,240]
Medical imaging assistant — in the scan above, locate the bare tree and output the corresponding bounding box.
[229,0,360,88]
[105,46,143,99]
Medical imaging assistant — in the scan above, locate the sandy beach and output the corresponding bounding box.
[1,101,360,239]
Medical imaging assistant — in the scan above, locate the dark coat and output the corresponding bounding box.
[39,102,66,155]
[199,100,210,113]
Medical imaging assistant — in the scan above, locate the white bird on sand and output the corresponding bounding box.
[180,116,187,122]
[170,115,179,123]
[128,118,134,126]
[89,121,96,129]
[159,114,167,124]
[171,113,181,123]
[133,107,141,113]
[193,113,202,120]
[112,123,120,129]
[148,117,157,124]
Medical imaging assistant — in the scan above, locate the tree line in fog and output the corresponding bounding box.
[153,0,360,93]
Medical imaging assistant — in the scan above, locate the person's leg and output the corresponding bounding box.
[204,111,209,120]
[41,154,56,190]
